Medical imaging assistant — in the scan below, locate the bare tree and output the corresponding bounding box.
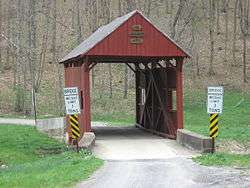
[51,0,63,114]
[239,0,249,83]
[233,0,240,66]
[201,0,208,18]
[216,0,221,34]
[5,1,13,70]
[13,0,23,112]
[191,2,200,76]
[171,0,185,39]
[85,0,98,89]
[76,0,82,44]
[144,0,152,17]
[27,0,51,117]
[0,0,2,72]
[102,0,113,98]
[52,0,57,64]
[208,0,216,75]
[223,0,230,65]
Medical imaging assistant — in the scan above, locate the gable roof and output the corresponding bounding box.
[60,10,190,63]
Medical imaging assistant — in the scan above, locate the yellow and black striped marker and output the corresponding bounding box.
[210,113,219,138]
[70,114,80,139]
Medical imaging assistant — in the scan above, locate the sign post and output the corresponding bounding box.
[207,86,224,153]
[64,87,81,152]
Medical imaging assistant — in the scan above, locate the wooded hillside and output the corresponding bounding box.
[0,0,249,117]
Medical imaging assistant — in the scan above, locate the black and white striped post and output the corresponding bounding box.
[64,87,81,152]
[209,113,219,153]
[70,114,80,152]
[207,87,224,153]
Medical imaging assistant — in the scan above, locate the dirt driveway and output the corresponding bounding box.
[77,126,250,188]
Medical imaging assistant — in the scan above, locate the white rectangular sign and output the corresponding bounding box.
[207,86,224,114]
[64,87,80,115]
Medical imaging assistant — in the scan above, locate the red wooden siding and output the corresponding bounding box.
[62,10,189,141]
[64,64,85,137]
[86,13,186,57]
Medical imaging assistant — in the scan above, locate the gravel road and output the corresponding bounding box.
[77,126,250,188]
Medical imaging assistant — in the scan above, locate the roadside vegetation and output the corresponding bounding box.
[194,153,250,168]
[92,89,250,168]
[1,89,249,169]
[89,89,250,168]
[0,125,103,188]
[186,90,250,168]
[92,91,135,126]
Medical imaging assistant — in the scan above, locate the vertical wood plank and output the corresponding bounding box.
[81,58,91,133]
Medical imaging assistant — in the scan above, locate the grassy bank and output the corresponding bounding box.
[184,90,250,168]
[185,91,250,142]
[0,125,103,188]
[194,153,250,168]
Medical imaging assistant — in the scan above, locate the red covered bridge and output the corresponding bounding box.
[60,10,190,141]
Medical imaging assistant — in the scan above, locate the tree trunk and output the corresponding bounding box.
[5,2,12,69]
[52,0,57,63]
[124,65,128,99]
[108,64,113,98]
[208,0,215,75]
[233,0,239,66]
[52,0,63,114]
[171,0,185,39]
[216,0,221,34]
[243,33,247,82]
[196,53,200,76]
[146,0,152,17]
[0,0,2,72]
[28,0,37,91]
[201,0,208,18]
[165,0,169,15]
[224,0,229,65]
[76,0,82,44]
[239,0,249,83]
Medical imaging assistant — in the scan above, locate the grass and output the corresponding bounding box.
[0,125,103,188]
[92,89,250,168]
[92,112,135,125]
[185,90,250,142]
[184,90,250,168]
[194,153,250,168]
[91,90,135,126]
[1,89,250,168]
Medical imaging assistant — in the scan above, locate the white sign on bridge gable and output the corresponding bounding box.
[64,87,80,115]
[207,86,224,114]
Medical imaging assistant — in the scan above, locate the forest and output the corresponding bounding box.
[0,0,249,120]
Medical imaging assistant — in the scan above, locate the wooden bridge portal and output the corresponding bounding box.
[60,10,190,142]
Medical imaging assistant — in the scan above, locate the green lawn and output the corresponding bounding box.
[185,90,250,142]
[184,90,250,168]
[0,125,103,188]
